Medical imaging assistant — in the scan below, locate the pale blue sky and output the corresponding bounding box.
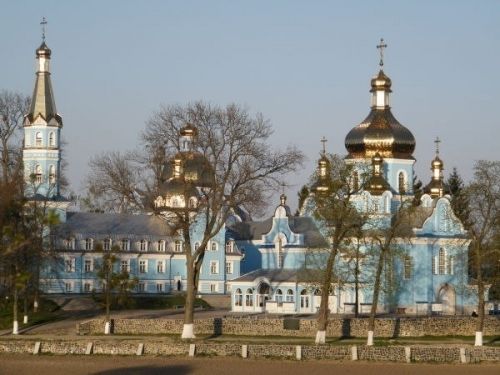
[2,1,499,212]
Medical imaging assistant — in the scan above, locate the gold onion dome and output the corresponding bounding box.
[180,123,198,137]
[36,41,51,57]
[345,70,416,159]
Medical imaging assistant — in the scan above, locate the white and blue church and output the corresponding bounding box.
[23,36,478,316]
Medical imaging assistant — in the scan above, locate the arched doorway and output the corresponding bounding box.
[257,282,270,311]
[438,284,456,315]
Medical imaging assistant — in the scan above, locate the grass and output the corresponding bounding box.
[91,294,211,311]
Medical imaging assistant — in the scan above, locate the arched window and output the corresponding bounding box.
[235,288,243,307]
[286,289,294,302]
[275,289,283,304]
[398,172,406,194]
[121,239,130,251]
[35,164,42,183]
[174,240,182,253]
[85,238,93,251]
[277,237,284,268]
[404,256,412,280]
[225,240,233,253]
[49,132,55,147]
[103,238,111,251]
[35,132,42,147]
[139,239,148,252]
[300,289,310,308]
[49,165,56,184]
[245,288,253,307]
[438,248,446,275]
[210,241,218,251]
[158,240,166,252]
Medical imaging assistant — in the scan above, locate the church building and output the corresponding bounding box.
[23,33,477,316]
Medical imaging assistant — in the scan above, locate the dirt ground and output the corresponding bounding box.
[1,355,499,375]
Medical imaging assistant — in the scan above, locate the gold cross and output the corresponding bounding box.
[434,136,441,155]
[376,38,387,67]
[40,17,47,42]
[320,136,327,155]
[280,182,287,195]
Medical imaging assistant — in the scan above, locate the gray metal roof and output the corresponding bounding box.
[228,216,328,248]
[231,268,322,283]
[56,212,172,237]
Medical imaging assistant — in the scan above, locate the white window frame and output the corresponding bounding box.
[65,282,73,293]
[157,260,164,273]
[210,261,219,275]
[157,283,163,293]
[120,260,130,273]
[84,258,93,273]
[210,241,218,251]
[35,132,43,147]
[83,282,92,293]
[65,258,76,273]
[138,282,146,293]
[174,240,183,253]
[139,239,148,252]
[225,261,233,274]
[103,238,112,251]
[139,260,147,273]
[85,238,94,251]
[158,240,166,252]
[121,239,130,251]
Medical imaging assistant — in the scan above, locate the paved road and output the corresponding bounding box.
[1,355,499,375]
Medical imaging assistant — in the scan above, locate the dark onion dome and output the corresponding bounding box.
[36,41,52,57]
[345,70,415,159]
[159,178,199,199]
[179,123,198,137]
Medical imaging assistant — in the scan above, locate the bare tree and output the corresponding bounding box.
[364,200,413,345]
[464,160,500,346]
[146,102,304,338]
[307,154,366,344]
[0,90,30,184]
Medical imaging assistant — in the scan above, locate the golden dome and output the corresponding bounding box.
[36,42,51,58]
[180,123,198,137]
[431,156,443,169]
[345,70,415,159]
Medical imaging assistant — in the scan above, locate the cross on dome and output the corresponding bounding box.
[320,136,327,155]
[376,38,387,67]
[40,17,47,42]
[434,136,441,155]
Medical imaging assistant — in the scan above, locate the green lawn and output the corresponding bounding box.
[0,298,61,331]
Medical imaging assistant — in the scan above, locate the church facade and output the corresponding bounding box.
[23,37,477,315]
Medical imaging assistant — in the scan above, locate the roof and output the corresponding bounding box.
[230,268,323,283]
[55,212,172,237]
[228,215,328,248]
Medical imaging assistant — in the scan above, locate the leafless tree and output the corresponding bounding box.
[306,154,367,344]
[463,160,500,346]
[145,102,304,338]
[0,90,30,184]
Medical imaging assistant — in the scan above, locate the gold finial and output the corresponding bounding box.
[40,17,47,42]
[376,38,387,68]
[320,136,327,155]
[434,136,441,155]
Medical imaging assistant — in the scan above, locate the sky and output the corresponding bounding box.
[2,1,499,214]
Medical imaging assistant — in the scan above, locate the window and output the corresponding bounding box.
[121,239,130,251]
[245,288,253,306]
[235,288,243,306]
[35,132,42,147]
[139,260,147,273]
[225,241,233,253]
[403,256,412,280]
[398,172,406,194]
[83,282,91,293]
[210,261,219,274]
[225,261,233,274]
[174,240,182,253]
[210,242,218,251]
[277,237,284,268]
[188,197,197,208]
[353,171,359,191]
[103,238,111,251]
[138,282,145,293]
[157,283,163,293]
[448,256,454,275]
[65,282,73,293]
[49,165,56,184]
[35,164,42,183]
[65,238,75,250]
[121,260,129,273]
[438,248,446,275]
[139,239,148,252]
[157,260,164,273]
[84,259,93,273]
[158,240,165,252]
[275,289,283,305]
[194,242,200,251]
[49,132,55,147]
[85,238,93,251]
[65,258,76,272]
[286,289,294,302]
[210,284,217,293]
